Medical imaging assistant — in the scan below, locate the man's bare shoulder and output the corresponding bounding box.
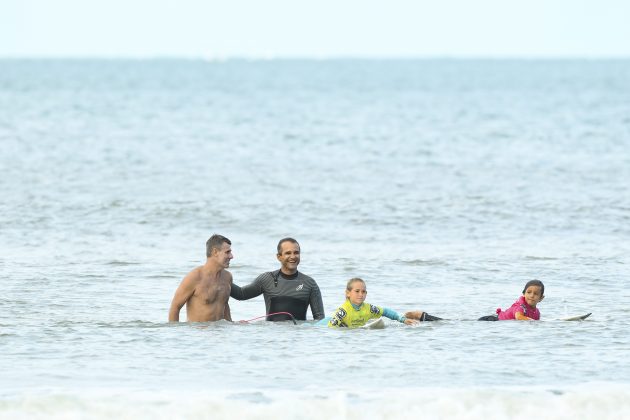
[183,266,204,283]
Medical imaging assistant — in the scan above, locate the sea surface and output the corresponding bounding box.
[1,59,629,419]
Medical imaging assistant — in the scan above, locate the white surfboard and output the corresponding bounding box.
[362,318,386,329]
[559,313,592,321]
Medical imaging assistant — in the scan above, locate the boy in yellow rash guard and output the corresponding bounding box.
[327,278,442,328]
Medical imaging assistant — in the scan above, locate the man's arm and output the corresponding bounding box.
[230,274,266,300]
[309,281,325,320]
[168,271,197,322]
[223,273,233,321]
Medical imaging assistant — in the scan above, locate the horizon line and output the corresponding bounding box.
[1,54,630,61]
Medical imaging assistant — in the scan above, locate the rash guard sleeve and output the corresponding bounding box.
[382,307,406,323]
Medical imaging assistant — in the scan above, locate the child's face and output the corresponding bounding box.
[523,285,544,307]
[346,282,367,306]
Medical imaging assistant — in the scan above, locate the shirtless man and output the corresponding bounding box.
[168,234,234,322]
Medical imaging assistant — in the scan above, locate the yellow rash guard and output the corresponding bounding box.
[328,300,384,328]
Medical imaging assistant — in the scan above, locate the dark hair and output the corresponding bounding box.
[277,237,299,255]
[522,279,545,295]
[206,234,231,257]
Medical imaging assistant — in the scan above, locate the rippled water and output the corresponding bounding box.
[1,59,629,418]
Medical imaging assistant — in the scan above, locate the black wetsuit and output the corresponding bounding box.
[230,270,325,321]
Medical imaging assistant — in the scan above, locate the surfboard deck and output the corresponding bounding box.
[361,318,386,329]
[559,313,591,321]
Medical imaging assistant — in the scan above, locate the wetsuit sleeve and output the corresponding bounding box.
[230,275,265,300]
[382,307,406,323]
[309,281,325,320]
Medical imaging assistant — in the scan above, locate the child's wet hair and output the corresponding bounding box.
[346,277,365,290]
[522,279,545,295]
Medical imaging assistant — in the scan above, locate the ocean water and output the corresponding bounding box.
[1,59,629,419]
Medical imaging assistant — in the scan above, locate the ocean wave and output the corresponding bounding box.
[1,384,629,419]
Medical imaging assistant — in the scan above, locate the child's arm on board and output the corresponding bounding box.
[515,311,536,321]
[382,308,419,325]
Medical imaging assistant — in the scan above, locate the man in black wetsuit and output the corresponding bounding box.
[230,238,325,321]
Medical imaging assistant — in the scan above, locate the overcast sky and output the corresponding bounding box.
[2,0,629,58]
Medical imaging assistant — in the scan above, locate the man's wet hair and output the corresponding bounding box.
[206,234,231,257]
[522,279,545,296]
[277,237,299,255]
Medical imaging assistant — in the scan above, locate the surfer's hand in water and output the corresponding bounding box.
[404,319,420,326]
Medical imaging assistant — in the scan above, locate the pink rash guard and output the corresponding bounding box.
[497,296,541,320]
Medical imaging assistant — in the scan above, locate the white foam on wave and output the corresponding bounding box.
[1,383,629,420]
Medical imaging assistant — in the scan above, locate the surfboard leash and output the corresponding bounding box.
[240,311,298,325]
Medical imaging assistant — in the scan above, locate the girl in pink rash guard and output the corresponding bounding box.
[478,280,545,321]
